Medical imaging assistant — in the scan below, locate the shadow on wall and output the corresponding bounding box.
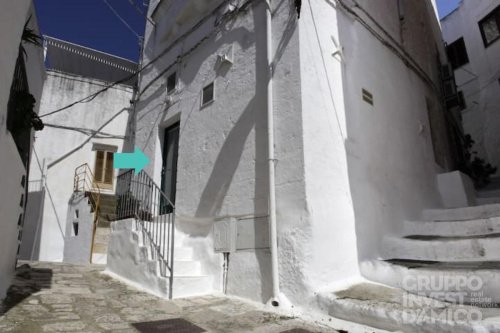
[135,9,256,156]
[193,0,297,226]
[122,106,137,154]
[18,190,45,261]
[195,0,296,303]
[133,0,297,303]
[335,0,448,263]
[0,263,52,315]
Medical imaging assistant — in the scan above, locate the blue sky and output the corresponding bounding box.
[436,0,462,19]
[34,0,146,62]
[34,0,461,63]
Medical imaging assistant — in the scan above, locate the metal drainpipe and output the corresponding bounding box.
[265,0,280,307]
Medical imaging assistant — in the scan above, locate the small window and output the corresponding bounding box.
[479,5,500,47]
[94,150,114,189]
[202,82,214,106]
[446,37,469,69]
[73,222,79,236]
[167,72,176,93]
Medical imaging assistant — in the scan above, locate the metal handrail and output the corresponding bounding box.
[116,169,175,299]
[73,163,101,263]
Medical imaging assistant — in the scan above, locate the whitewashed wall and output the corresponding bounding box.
[441,0,500,170]
[0,1,45,299]
[133,0,451,313]
[327,0,451,279]
[31,71,133,262]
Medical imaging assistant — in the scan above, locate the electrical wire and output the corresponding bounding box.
[102,0,142,40]
[334,0,440,94]
[40,0,256,119]
[465,70,500,99]
[44,123,126,139]
[307,0,345,140]
[128,0,156,25]
[47,107,129,169]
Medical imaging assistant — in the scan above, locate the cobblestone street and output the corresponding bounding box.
[0,262,338,333]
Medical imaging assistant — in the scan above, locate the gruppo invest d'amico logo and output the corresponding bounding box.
[400,274,492,324]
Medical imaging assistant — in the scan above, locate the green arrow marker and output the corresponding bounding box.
[114,147,149,175]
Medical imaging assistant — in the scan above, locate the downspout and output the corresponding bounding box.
[265,0,280,307]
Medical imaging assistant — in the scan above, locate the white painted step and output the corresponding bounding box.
[155,274,213,298]
[174,247,194,261]
[423,204,500,221]
[324,282,500,333]
[147,259,202,277]
[174,260,202,276]
[361,259,500,304]
[382,234,500,261]
[169,275,212,298]
[404,217,500,237]
[92,253,107,264]
[476,196,500,205]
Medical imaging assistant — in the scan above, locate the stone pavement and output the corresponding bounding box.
[0,261,339,333]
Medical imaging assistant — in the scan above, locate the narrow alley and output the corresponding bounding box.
[0,262,338,333]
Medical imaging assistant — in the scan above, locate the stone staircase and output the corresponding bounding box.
[106,219,212,298]
[91,193,116,264]
[325,182,500,332]
[363,201,500,305]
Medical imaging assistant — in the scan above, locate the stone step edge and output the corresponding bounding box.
[423,204,500,221]
[382,235,500,262]
[326,282,498,333]
[403,218,500,237]
[360,260,500,304]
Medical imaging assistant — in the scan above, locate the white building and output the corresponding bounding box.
[0,1,45,299]
[101,0,500,330]
[441,0,500,173]
[22,37,136,264]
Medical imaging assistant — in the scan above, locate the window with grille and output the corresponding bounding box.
[94,150,114,189]
[479,5,500,47]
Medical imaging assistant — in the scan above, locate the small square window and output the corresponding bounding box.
[202,82,214,106]
[167,72,176,93]
[479,5,500,47]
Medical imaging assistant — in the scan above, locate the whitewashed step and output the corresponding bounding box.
[382,234,500,261]
[173,260,202,276]
[476,196,500,205]
[324,282,500,333]
[477,188,500,198]
[174,247,194,261]
[169,275,212,298]
[361,259,500,304]
[423,204,500,221]
[92,253,107,264]
[404,217,500,237]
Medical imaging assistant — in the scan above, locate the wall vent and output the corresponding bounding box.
[362,88,374,105]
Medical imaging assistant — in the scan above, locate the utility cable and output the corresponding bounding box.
[102,0,142,40]
[41,0,252,119]
[47,107,129,169]
[44,123,125,139]
[334,0,440,94]
[127,0,155,25]
[307,0,345,140]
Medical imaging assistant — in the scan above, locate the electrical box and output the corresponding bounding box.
[213,217,237,253]
[236,217,269,250]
